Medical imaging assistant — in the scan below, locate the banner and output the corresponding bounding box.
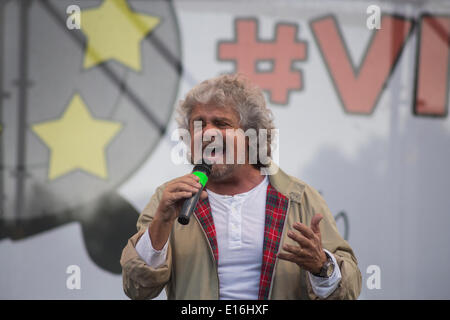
[1,0,449,299]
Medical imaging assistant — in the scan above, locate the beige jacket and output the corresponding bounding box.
[120,165,362,300]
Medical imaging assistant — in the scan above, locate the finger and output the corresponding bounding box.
[293,222,316,240]
[287,230,313,248]
[168,174,201,189]
[188,173,201,183]
[277,252,301,264]
[199,190,208,200]
[171,181,201,193]
[277,252,304,266]
[282,244,305,256]
[311,213,323,235]
[180,175,203,188]
[168,173,197,185]
[169,175,202,189]
[166,183,197,195]
[169,191,193,202]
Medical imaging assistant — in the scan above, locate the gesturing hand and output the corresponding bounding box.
[277,213,327,275]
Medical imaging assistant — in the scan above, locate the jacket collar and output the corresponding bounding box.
[257,183,288,300]
[193,162,294,300]
[266,161,306,204]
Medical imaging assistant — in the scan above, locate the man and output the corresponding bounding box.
[120,74,362,300]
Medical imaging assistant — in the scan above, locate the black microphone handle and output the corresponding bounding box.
[177,184,205,225]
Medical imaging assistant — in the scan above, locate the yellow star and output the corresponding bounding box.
[80,0,160,71]
[32,94,122,180]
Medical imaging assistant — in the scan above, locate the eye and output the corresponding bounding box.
[215,120,231,128]
[191,118,206,128]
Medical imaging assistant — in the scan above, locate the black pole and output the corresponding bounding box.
[0,0,6,221]
[14,0,32,231]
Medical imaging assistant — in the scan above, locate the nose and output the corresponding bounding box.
[202,122,222,143]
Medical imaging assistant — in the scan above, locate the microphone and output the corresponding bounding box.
[177,163,212,225]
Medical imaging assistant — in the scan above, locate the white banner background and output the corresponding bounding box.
[1,0,450,299]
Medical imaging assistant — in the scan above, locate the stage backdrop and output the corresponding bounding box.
[1,0,450,299]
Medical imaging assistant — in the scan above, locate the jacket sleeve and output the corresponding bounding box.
[301,185,362,300]
[120,184,172,300]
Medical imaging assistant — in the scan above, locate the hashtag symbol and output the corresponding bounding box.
[218,18,307,104]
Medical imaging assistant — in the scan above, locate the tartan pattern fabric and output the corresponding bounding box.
[257,183,289,300]
[194,197,219,262]
[193,183,288,299]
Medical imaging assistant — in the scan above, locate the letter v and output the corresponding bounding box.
[311,15,413,114]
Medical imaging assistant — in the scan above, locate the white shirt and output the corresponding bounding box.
[136,176,341,299]
[206,175,269,299]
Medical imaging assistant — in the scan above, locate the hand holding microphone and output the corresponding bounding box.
[149,164,211,250]
[177,163,211,225]
[154,163,211,223]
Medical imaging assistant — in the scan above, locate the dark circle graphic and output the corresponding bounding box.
[1,0,182,273]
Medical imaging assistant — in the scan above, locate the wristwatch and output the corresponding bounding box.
[313,252,335,278]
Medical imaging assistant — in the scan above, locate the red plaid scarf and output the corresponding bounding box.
[193,183,289,300]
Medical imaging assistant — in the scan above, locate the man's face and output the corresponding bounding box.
[189,104,243,181]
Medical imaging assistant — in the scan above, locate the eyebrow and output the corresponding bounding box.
[190,116,233,123]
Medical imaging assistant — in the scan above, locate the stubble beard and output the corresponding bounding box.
[208,163,237,182]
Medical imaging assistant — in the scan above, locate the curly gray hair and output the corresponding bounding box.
[176,73,275,168]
